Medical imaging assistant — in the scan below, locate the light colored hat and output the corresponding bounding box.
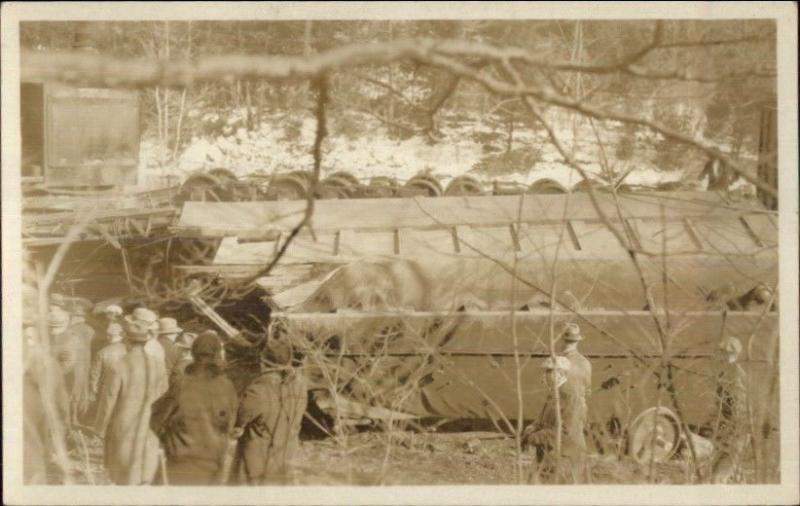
[719,336,743,357]
[562,322,582,341]
[104,304,123,316]
[48,307,71,328]
[124,308,159,341]
[753,283,772,302]
[542,355,571,371]
[157,317,183,335]
[50,293,68,308]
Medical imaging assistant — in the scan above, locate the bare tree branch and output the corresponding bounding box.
[249,76,328,281]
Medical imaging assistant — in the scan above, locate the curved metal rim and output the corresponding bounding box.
[628,406,682,464]
[369,176,399,188]
[405,175,444,196]
[207,167,239,183]
[445,175,484,196]
[266,173,310,199]
[177,172,231,203]
[528,178,568,194]
[326,171,360,186]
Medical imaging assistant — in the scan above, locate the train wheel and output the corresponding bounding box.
[405,173,443,197]
[366,176,399,198]
[175,172,233,205]
[527,178,568,194]
[207,167,238,184]
[289,170,315,185]
[491,180,526,196]
[326,171,360,187]
[572,178,608,193]
[627,407,681,465]
[316,184,350,199]
[266,173,310,200]
[445,175,484,196]
[320,172,359,198]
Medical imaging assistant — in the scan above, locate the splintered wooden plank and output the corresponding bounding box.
[175,192,759,236]
[173,264,264,278]
[213,237,278,264]
[213,232,337,265]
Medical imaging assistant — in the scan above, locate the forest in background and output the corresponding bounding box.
[20,20,777,188]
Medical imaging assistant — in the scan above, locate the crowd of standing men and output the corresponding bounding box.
[23,295,307,486]
[23,294,751,486]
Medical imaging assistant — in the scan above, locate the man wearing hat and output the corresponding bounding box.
[94,307,168,485]
[49,306,91,425]
[170,332,198,385]
[67,298,96,400]
[89,323,128,400]
[50,293,68,310]
[155,317,182,377]
[232,339,308,485]
[710,336,749,483]
[557,322,592,409]
[731,283,776,312]
[91,304,124,359]
[150,330,238,485]
[522,355,588,484]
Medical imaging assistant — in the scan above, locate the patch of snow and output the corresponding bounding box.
[140,109,719,194]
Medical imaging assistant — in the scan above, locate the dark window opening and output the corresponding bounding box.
[21,82,44,178]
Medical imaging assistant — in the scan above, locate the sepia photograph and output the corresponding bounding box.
[2,2,798,505]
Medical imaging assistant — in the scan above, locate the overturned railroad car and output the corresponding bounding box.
[172,190,779,452]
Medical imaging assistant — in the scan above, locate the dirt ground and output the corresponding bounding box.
[66,428,767,486]
[290,431,691,485]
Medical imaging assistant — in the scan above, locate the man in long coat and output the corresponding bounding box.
[558,323,592,405]
[150,331,239,485]
[94,308,167,485]
[522,356,587,484]
[232,339,308,485]
[89,322,128,401]
[90,303,124,360]
[50,307,91,425]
